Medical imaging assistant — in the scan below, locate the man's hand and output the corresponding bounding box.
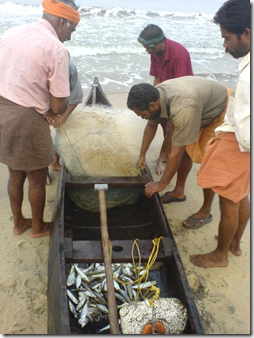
[156,157,167,175]
[44,110,60,126]
[145,181,164,198]
[51,113,69,128]
[137,156,146,169]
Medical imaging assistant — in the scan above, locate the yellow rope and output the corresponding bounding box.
[111,237,164,306]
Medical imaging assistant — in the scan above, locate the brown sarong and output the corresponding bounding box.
[197,133,250,203]
[0,96,55,171]
[186,87,232,163]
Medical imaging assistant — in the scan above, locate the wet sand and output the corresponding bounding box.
[0,93,250,334]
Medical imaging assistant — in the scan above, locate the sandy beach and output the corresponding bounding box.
[0,93,250,335]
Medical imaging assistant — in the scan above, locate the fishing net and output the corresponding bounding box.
[54,105,144,212]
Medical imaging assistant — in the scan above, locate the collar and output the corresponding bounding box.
[238,52,250,71]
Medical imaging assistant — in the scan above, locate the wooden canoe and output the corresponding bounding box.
[47,76,204,334]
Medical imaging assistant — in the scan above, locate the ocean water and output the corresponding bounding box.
[0,1,240,95]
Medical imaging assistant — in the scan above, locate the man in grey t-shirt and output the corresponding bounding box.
[127,76,229,222]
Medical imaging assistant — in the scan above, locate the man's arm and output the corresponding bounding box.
[137,122,158,168]
[157,121,174,174]
[145,145,186,197]
[44,95,69,123]
[50,94,69,115]
[153,77,161,86]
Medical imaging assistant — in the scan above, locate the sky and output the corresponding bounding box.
[2,0,230,14]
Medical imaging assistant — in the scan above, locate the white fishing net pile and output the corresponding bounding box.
[54,105,146,212]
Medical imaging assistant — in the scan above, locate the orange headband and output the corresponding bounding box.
[42,0,80,25]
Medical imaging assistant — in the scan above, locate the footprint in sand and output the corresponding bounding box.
[36,241,49,265]
[17,241,30,251]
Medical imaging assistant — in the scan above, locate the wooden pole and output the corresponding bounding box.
[98,189,120,334]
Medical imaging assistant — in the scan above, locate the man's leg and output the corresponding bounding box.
[50,153,62,172]
[27,167,51,238]
[8,167,32,235]
[161,150,193,199]
[230,195,250,256]
[190,196,240,268]
[156,120,169,175]
[182,188,215,228]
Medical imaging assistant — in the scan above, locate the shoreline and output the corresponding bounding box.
[0,93,250,334]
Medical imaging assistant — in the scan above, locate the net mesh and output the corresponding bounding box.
[54,105,144,212]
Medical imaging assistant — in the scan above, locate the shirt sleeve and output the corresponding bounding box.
[172,107,202,146]
[48,48,70,98]
[69,60,83,105]
[233,68,250,152]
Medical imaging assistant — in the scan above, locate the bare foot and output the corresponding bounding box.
[31,222,51,238]
[190,251,229,268]
[13,218,32,235]
[156,161,166,175]
[214,235,242,256]
[50,163,62,172]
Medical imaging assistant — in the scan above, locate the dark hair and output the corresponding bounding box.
[57,0,79,10]
[139,24,165,41]
[127,83,159,110]
[213,0,250,35]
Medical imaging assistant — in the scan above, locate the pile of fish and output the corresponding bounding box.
[66,262,157,332]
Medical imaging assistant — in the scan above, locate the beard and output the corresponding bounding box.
[226,41,249,59]
[148,110,161,120]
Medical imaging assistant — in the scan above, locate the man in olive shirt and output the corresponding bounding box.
[127,76,229,226]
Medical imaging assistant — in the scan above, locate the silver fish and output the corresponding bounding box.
[120,275,133,283]
[67,289,78,305]
[118,288,131,303]
[74,264,91,283]
[91,281,103,291]
[102,279,107,292]
[75,274,82,289]
[115,292,127,304]
[67,266,76,287]
[123,266,133,277]
[117,303,129,309]
[97,323,111,333]
[78,291,87,302]
[79,299,88,322]
[113,280,120,291]
[68,300,77,318]
[81,282,97,297]
[83,263,95,274]
[113,267,122,279]
[76,295,87,312]
[89,266,105,274]
[96,303,109,314]
[126,283,134,300]
[132,281,157,289]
